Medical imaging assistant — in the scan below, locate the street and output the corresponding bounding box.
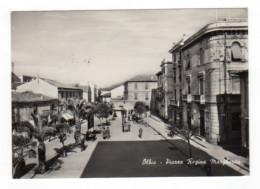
[21,112,245,178]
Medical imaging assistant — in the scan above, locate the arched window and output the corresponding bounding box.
[231,42,242,61]
[199,48,204,65]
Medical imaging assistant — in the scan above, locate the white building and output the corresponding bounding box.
[100,82,124,102]
[16,78,83,100]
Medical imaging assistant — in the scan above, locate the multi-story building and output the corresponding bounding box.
[168,18,248,147]
[154,59,174,121]
[238,70,249,156]
[124,74,157,110]
[168,40,185,128]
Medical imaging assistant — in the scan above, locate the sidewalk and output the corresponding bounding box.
[144,115,249,175]
[22,121,98,179]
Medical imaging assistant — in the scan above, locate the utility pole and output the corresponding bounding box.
[224,31,229,144]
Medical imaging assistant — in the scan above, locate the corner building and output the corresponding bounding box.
[169,19,248,146]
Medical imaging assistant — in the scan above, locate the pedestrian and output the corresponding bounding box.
[122,117,126,133]
[138,128,143,138]
[38,140,46,174]
[102,127,107,139]
[80,134,86,151]
[128,122,131,132]
[106,127,110,139]
[204,160,212,176]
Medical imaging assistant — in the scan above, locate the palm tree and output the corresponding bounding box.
[13,113,56,174]
[62,98,93,144]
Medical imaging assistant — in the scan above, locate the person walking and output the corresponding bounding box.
[204,160,212,176]
[138,128,143,138]
[38,140,46,174]
[102,127,107,139]
[106,127,110,139]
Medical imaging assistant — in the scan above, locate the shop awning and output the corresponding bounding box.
[62,112,74,121]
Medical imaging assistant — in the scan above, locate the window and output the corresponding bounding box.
[199,48,204,65]
[145,83,148,89]
[135,83,138,90]
[180,89,182,100]
[186,54,191,70]
[145,93,149,100]
[33,104,38,115]
[186,61,191,70]
[173,54,176,63]
[174,89,177,101]
[231,76,240,93]
[231,42,242,61]
[134,93,138,100]
[199,76,204,95]
[173,68,176,82]
[186,79,191,94]
[179,67,182,82]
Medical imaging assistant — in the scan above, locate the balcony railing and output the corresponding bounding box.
[170,99,181,107]
[187,94,192,103]
[200,94,205,104]
[193,95,200,101]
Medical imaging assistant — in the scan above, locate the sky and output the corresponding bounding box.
[11,8,247,88]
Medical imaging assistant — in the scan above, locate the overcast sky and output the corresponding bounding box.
[11,8,247,88]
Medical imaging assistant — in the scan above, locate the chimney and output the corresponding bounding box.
[180,34,187,45]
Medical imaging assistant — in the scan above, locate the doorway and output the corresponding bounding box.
[200,109,205,137]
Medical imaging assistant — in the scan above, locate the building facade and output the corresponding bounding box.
[238,70,249,156]
[154,60,174,121]
[16,78,83,101]
[12,91,59,123]
[167,19,248,146]
[124,75,157,110]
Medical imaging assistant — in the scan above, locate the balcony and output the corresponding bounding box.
[193,94,206,104]
[187,94,192,103]
[200,94,205,104]
[170,99,181,107]
[183,94,187,101]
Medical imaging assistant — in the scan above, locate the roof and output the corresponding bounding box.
[169,18,248,53]
[12,72,21,83]
[127,74,158,82]
[12,91,58,103]
[156,71,162,76]
[12,82,25,90]
[41,78,82,90]
[101,93,111,98]
[100,82,124,91]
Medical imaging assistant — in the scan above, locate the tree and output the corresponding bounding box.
[62,98,93,144]
[95,102,113,125]
[63,98,92,131]
[170,123,199,158]
[13,113,57,174]
[56,123,72,157]
[134,101,147,120]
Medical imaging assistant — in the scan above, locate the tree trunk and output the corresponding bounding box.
[188,139,192,158]
[62,141,66,157]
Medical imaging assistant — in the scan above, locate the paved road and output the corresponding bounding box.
[80,113,241,177]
